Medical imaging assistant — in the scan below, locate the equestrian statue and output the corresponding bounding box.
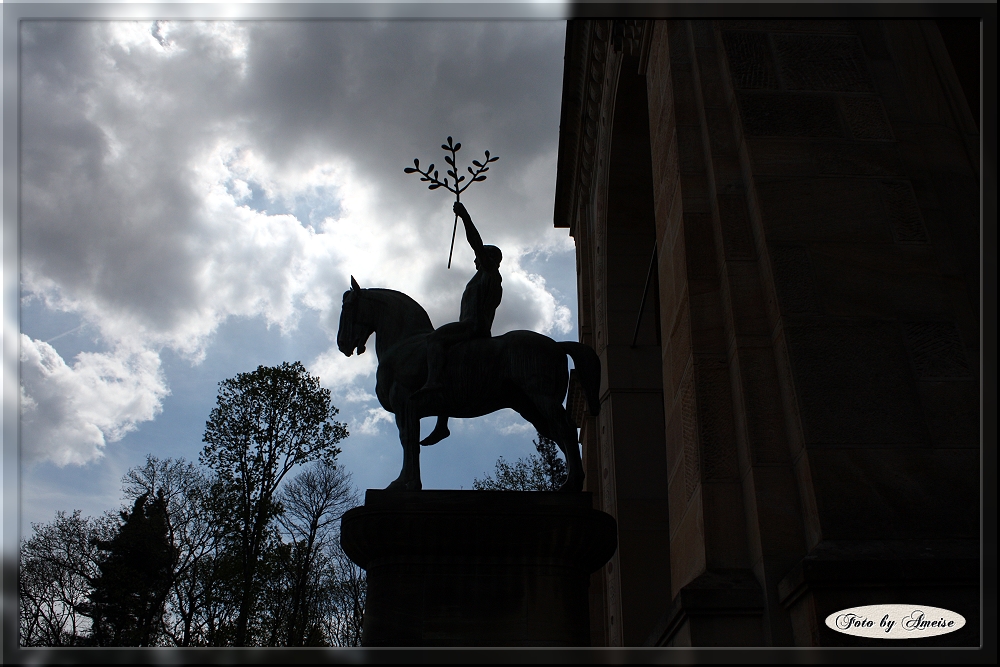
[337,202,600,492]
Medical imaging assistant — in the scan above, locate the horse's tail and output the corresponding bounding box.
[559,341,601,416]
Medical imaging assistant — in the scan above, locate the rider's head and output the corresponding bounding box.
[476,245,502,271]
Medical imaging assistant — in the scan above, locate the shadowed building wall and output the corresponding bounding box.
[555,19,980,647]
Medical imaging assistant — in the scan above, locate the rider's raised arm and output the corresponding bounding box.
[454,202,485,257]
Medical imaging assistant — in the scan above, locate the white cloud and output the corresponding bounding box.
[494,257,574,336]
[19,20,571,467]
[497,421,536,437]
[310,346,378,394]
[19,335,169,466]
[340,386,378,404]
[356,408,396,436]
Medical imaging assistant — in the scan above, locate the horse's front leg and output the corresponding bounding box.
[386,388,423,491]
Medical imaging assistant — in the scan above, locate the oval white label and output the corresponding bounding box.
[825,605,966,639]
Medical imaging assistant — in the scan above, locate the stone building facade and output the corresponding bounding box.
[555,19,980,647]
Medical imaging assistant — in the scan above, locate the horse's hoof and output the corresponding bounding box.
[419,426,450,447]
[386,478,423,492]
[557,476,584,493]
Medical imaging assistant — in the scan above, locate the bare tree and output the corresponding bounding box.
[276,463,359,646]
[325,542,367,647]
[18,511,115,646]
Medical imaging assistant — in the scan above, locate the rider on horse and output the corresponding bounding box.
[416,201,502,396]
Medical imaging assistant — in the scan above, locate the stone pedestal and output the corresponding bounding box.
[340,490,618,646]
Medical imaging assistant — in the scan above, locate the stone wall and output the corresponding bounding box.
[554,18,980,647]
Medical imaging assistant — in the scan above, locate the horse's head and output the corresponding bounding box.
[338,276,371,357]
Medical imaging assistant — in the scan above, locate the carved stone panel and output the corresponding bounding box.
[737,92,843,138]
[772,33,875,93]
[722,31,779,90]
[879,180,930,244]
[567,370,588,428]
[783,322,928,446]
[813,142,905,178]
[840,95,894,141]
[768,245,821,315]
[857,21,892,60]
[755,178,891,243]
[694,358,739,480]
[598,398,617,518]
[902,321,973,379]
[747,139,906,178]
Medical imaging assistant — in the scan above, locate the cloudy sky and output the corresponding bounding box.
[17,19,574,531]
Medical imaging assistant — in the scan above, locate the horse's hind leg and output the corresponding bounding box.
[533,398,584,492]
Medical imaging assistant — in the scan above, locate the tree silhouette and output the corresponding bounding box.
[20,457,365,647]
[276,463,358,646]
[473,434,568,491]
[19,510,114,646]
[120,456,215,646]
[86,492,176,646]
[199,361,348,646]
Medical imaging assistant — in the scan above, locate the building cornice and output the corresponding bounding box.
[553,20,651,233]
[554,20,598,232]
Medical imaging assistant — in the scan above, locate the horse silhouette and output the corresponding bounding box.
[336,277,600,492]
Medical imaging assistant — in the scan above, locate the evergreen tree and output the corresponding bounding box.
[120,456,215,646]
[86,492,177,646]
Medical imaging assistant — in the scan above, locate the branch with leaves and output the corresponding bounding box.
[404,136,499,268]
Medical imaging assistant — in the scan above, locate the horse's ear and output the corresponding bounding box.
[351,276,361,292]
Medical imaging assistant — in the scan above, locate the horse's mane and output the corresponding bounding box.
[364,287,434,334]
